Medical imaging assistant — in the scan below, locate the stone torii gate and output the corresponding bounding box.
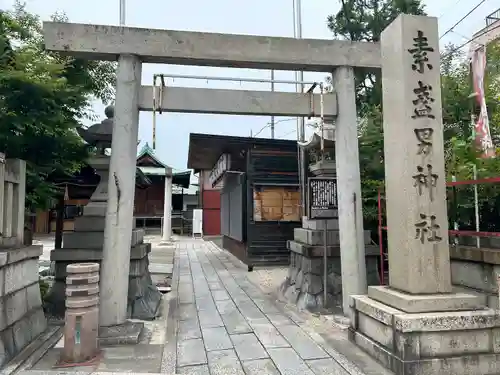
[43,14,500,374]
[43,21,374,328]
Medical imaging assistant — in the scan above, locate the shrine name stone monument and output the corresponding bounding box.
[349,15,500,375]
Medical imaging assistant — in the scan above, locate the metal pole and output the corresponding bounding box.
[119,0,125,25]
[153,73,317,86]
[293,0,307,215]
[323,220,328,307]
[271,70,275,138]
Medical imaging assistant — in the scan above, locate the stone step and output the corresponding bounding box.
[50,242,151,264]
[288,240,379,257]
[63,228,144,249]
[294,227,372,246]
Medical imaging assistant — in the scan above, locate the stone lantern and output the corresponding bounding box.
[279,121,379,312]
[46,107,162,329]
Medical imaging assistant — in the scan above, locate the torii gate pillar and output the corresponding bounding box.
[100,54,142,327]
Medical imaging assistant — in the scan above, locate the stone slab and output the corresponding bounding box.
[241,359,280,375]
[302,217,339,230]
[230,333,268,361]
[179,364,211,375]
[207,349,245,375]
[306,358,350,375]
[178,338,208,367]
[294,227,372,246]
[63,228,144,249]
[351,329,500,375]
[178,319,202,341]
[73,216,106,232]
[50,243,150,262]
[202,327,233,351]
[275,325,329,360]
[267,347,315,375]
[98,321,144,345]
[0,245,42,267]
[288,240,379,257]
[367,285,483,313]
[249,322,290,349]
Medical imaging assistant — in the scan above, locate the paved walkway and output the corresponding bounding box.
[168,240,364,375]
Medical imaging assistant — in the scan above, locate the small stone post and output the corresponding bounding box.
[62,263,100,364]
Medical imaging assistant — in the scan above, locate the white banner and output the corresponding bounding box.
[471,46,495,158]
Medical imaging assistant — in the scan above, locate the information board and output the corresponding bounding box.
[307,177,338,220]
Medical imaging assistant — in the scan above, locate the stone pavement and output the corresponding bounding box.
[167,239,390,375]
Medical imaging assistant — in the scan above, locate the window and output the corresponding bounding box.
[252,186,300,222]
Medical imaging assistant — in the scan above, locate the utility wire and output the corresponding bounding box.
[252,118,297,138]
[441,22,500,59]
[439,0,487,40]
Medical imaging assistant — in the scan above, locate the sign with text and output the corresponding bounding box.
[307,177,338,220]
[209,153,231,187]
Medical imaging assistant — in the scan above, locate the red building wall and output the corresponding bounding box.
[200,170,221,236]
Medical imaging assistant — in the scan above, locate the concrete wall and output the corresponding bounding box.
[451,244,500,308]
[0,156,47,368]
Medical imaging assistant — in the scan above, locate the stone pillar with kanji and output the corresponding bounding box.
[349,14,500,375]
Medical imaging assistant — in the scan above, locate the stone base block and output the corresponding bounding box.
[98,321,144,346]
[63,228,144,249]
[294,227,371,246]
[349,294,500,375]
[279,250,380,312]
[367,285,483,313]
[302,216,339,230]
[73,216,106,232]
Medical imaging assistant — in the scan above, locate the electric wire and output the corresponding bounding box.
[441,22,500,59]
[439,0,488,40]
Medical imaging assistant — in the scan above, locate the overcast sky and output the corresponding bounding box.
[1,0,498,172]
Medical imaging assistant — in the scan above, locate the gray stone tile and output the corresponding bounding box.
[212,289,230,301]
[265,313,295,327]
[252,298,281,314]
[275,325,329,360]
[267,347,315,375]
[178,319,202,340]
[207,349,245,375]
[306,358,350,375]
[196,296,217,311]
[179,303,198,321]
[241,359,281,375]
[215,299,237,315]
[177,338,207,367]
[198,308,224,328]
[238,300,267,322]
[221,310,253,335]
[249,322,290,349]
[178,364,211,375]
[208,281,223,290]
[202,327,233,351]
[230,333,268,361]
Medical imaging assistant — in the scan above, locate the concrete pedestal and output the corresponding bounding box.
[45,156,162,321]
[349,290,500,375]
[279,216,379,312]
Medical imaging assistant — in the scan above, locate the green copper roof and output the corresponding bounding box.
[137,142,168,168]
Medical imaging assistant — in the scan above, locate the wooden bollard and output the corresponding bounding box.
[61,263,100,364]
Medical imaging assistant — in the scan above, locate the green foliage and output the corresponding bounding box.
[326,0,500,233]
[39,277,50,301]
[0,2,116,210]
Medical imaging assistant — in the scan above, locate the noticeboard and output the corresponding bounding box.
[307,177,338,220]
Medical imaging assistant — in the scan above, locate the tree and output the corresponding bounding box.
[326,1,500,234]
[0,2,116,210]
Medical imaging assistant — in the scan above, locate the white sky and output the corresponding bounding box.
[1,0,498,171]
